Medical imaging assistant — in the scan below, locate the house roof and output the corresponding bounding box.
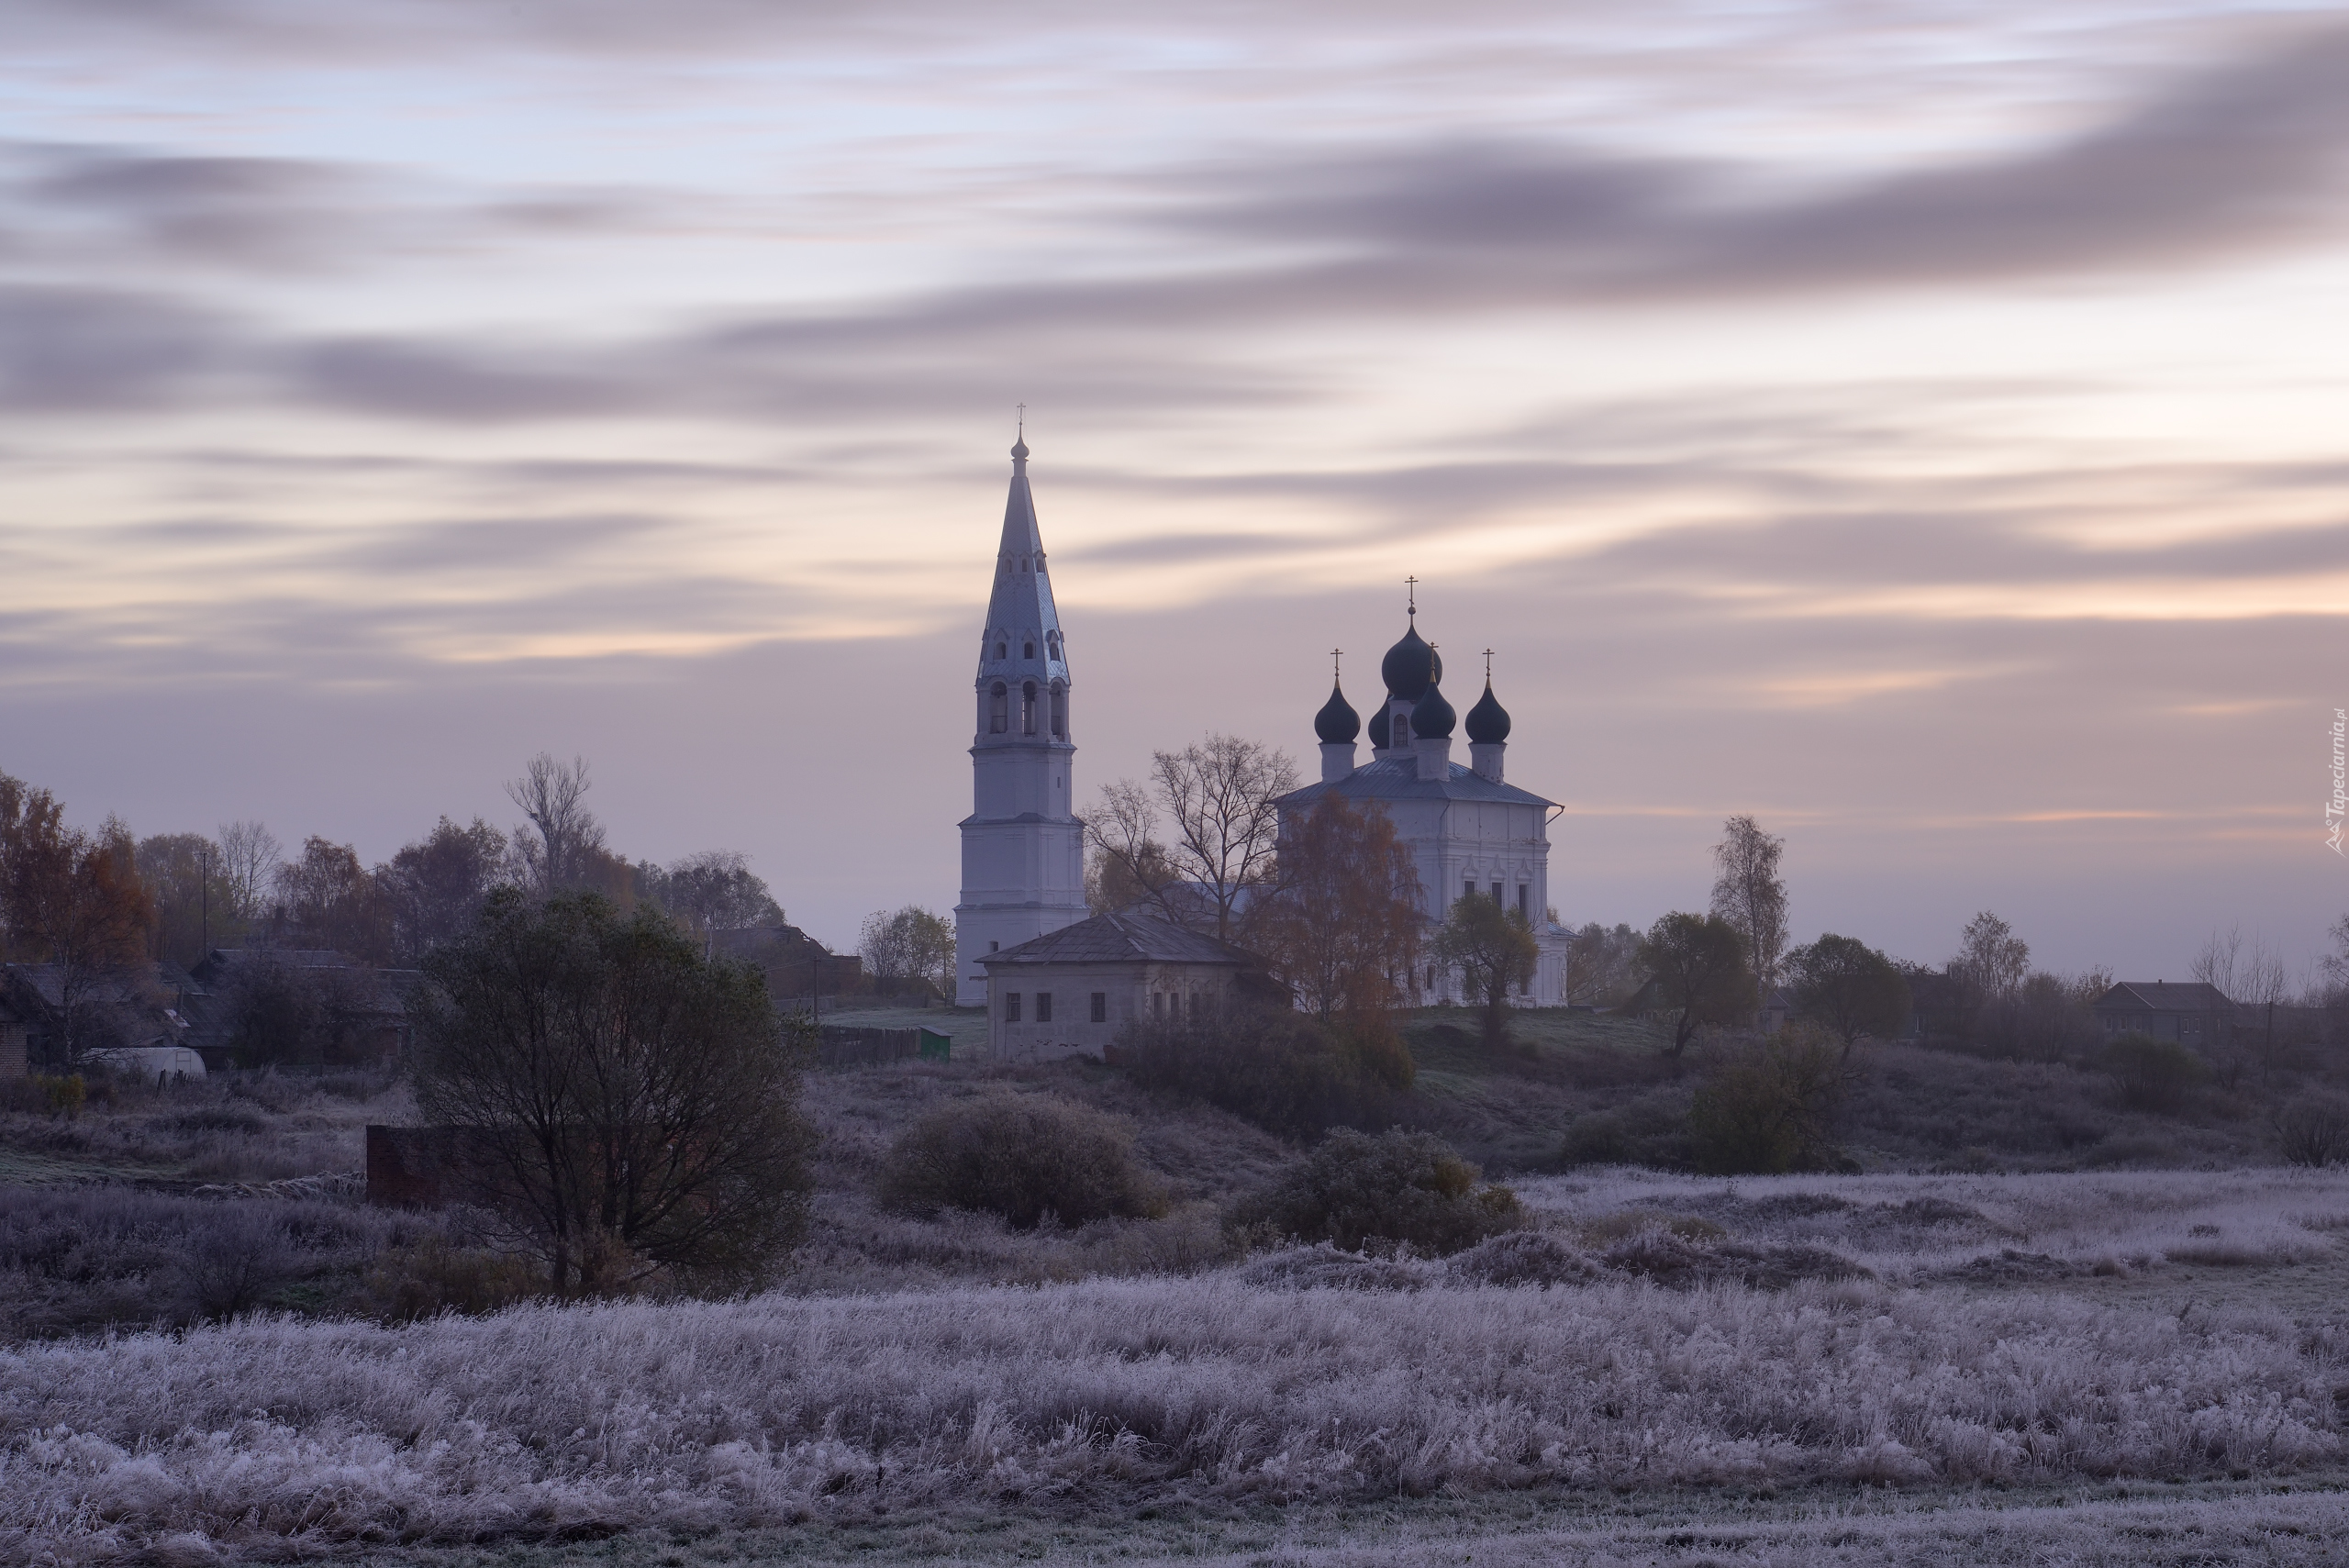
[2095,981,2234,1012]
[980,910,1257,969]
[1275,753,1556,811]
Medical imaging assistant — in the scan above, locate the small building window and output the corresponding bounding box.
[1005,992,1021,1023]
[1090,992,1107,1023]
[1517,884,1530,917]
[989,682,1008,733]
[1152,991,1164,1019]
[1186,991,1199,1021]
[1021,681,1038,735]
[1036,992,1052,1023]
[1491,881,1503,905]
[1463,879,1475,903]
[1024,640,1035,659]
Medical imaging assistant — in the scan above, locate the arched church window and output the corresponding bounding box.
[1049,681,1066,738]
[989,682,1008,733]
[1021,681,1038,734]
[1024,639,1035,659]
[995,639,1007,660]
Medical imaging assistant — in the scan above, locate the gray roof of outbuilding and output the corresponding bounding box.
[2095,981,2235,1011]
[980,910,1257,968]
[1275,753,1556,810]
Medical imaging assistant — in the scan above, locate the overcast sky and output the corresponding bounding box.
[5,1,2346,977]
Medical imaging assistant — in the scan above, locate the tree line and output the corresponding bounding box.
[0,754,791,1058]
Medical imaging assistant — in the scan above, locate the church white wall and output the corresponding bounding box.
[984,961,1239,1062]
[1303,787,1563,1007]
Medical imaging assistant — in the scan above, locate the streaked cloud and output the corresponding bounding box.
[1,0,2343,971]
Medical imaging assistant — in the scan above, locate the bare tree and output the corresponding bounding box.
[1951,910,2031,1002]
[2194,924,2287,1006]
[216,820,284,921]
[1709,815,1788,991]
[1152,734,1298,940]
[506,753,607,895]
[1081,778,1192,923]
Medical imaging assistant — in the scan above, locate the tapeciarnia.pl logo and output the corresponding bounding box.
[2330,707,2345,856]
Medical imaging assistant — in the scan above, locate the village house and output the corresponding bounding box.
[2091,981,2235,1046]
[979,909,1288,1063]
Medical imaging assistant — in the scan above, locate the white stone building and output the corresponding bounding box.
[978,909,1285,1062]
[952,435,1088,1004]
[1272,607,1574,1005]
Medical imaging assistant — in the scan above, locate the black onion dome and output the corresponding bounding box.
[1410,679,1455,740]
[1314,681,1361,743]
[1465,681,1511,743]
[1367,700,1391,750]
[1379,622,1438,699]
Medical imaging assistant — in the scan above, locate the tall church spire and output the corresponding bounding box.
[956,429,1085,1004]
[980,431,1063,689]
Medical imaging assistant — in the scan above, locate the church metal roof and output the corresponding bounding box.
[979,909,1254,968]
[1275,753,1557,810]
[974,438,1069,689]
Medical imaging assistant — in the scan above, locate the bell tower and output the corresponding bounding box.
[953,432,1087,1004]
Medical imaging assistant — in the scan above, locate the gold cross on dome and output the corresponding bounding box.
[1406,575,1418,614]
[1330,647,1342,679]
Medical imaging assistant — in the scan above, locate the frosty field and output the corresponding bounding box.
[9,1166,2349,1565]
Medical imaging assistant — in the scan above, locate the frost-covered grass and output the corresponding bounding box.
[8,1260,2349,1562]
[1520,1166,2349,1279]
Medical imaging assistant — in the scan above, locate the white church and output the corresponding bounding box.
[954,435,1574,1037]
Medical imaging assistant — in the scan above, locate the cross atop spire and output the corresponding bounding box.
[1011,406,1029,465]
[1483,648,1495,681]
[1406,575,1419,617]
[1330,647,1343,680]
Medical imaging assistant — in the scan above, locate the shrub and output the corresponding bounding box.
[1444,1230,1600,1288]
[173,1207,294,1320]
[1595,1225,1871,1291]
[1686,1026,1845,1174]
[37,1074,85,1118]
[1560,1088,1693,1169]
[875,1094,1165,1229]
[1122,1006,1406,1138]
[1238,1242,1428,1292]
[357,1237,546,1321]
[2274,1095,2349,1168]
[1227,1128,1523,1255]
[2101,1032,2205,1112]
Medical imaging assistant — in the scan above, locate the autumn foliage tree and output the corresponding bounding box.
[1,773,154,1059]
[1247,793,1422,1027]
